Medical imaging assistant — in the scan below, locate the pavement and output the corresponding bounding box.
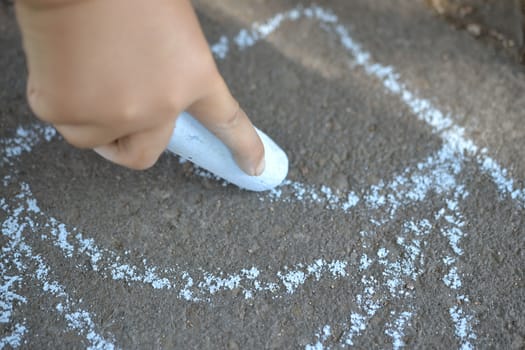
[1,0,525,349]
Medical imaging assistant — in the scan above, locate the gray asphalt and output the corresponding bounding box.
[1,1,524,349]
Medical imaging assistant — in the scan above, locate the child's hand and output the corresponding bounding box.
[15,0,265,175]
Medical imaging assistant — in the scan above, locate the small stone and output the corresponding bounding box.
[231,288,241,298]
[467,23,481,37]
[333,173,349,191]
[247,242,260,254]
[227,340,240,350]
[511,335,524,350]
[430,0,446,15]
[405,282,415,290]
[458,5,473,17]
[505,40,515,48]
[182,162,193,176]
[489,30,505,42]
[201,179,215,190]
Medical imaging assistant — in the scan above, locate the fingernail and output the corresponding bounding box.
[254,157,265,176]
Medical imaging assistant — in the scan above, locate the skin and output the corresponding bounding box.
[14,0,265,174]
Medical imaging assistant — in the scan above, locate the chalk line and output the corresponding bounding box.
[1,189,116,350]
[2,135,468,298]
[0,124,56,167]
[386,311,414,350]
[0,269,27,349]
[2,138,471,348]
[438,187,477,350]
[211,4,525,208]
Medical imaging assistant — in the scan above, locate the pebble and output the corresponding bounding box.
[511,335,524,350]
[228,340,240,350]
[467,23,481,37]
[430,0,446,15]
[489,30,505,41]
[458,5,473,17]
[333,173,349,191]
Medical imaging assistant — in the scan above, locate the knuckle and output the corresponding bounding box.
[220,104,242,129]
[117,102,142,124]
[26,84,59,122]
[193,53,219,80]
[121,146,160,170]
[191,56,223,95]
[55,125,94,149]
[61,133,87,149]
[27,83,81,124]
[164,95,184,119]
[125,154,158,170]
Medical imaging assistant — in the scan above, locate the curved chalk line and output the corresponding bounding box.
[1,192,116,349]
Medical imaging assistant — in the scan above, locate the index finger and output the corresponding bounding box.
[187,78,266,176]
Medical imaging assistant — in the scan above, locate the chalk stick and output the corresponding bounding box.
[167,112,288,191]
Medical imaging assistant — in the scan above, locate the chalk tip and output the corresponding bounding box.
[167,112,288,192]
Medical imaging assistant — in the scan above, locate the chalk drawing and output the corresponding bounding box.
[0,273,27,348]
[1,4,523,349]
[385,311,413,350]
[1,185,116,349]
[306,325,332,350]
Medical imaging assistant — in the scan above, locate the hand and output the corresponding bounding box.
[15,0,265,174]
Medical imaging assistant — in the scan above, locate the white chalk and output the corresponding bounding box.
[167,112,288,191]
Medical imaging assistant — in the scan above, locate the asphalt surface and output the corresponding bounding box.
[1,1,525,349]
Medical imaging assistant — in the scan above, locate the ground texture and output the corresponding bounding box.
[1,1,525,349]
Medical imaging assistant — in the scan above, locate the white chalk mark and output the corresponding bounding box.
[0,197,29,349]
[0,275,26,324]
[379,219,431,297]
[331,20,524,208]
[2,130,470,303]
[480,153,525,203]
[0,124,56,166]
[1,246,28,349]
[1,193,117,350]
[359,254,373,271]
[5,183,360,302]
[443,267,462,290]
[2,135,474,348]
[437,188,478,349]
[450,300,477,350]
[309,214,434,347]
[385,311,413,350]
[0,323,27,349]
[305,325,332,350]
[342,275,382,346]
[210,35,229,59]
